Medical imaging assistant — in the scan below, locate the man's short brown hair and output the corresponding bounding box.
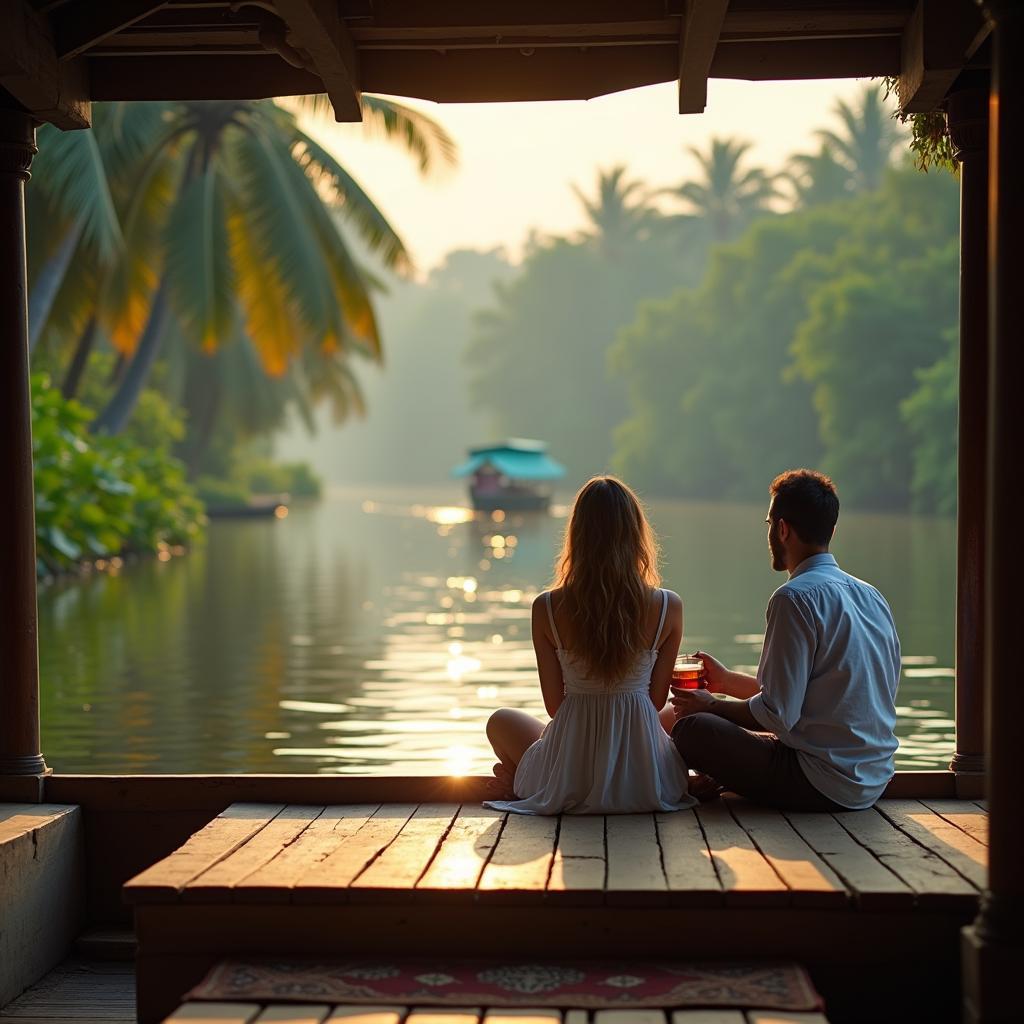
[769,469,839,546]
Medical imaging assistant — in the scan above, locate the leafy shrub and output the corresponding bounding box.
[32,374,204,575]
[237,458,323,498]
[193,475,252,510]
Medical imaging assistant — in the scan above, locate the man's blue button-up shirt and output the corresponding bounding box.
[748,552,901,809]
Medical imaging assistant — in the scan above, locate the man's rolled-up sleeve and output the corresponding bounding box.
[748,591,816,736]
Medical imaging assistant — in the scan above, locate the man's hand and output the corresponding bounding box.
[695,650,729,693]
[669,686,717,719]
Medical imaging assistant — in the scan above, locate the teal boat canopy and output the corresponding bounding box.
[452,440,566,482]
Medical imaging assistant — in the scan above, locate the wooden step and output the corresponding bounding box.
[73,929,137,962]
[161,1004,832,1024]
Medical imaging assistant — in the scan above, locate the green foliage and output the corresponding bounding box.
[902,329,959,515]
[465,168,710,482]
[612,166,960,511]
[32,375,204,575]
[236,458,323,498]
[193,475,251,510]
[883,77,958,175]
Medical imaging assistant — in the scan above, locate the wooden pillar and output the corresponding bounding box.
[948,74,988,778]
[962,3,1024,1022]
[0,106,47,784]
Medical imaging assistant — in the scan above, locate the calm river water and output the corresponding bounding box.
[38,486,956,774]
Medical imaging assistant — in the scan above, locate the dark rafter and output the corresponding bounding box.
[54,0,169,61]
[898,0,990,114]
[678,0,729,114]
[272,0,362,122]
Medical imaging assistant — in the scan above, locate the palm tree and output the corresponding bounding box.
[665,137,779,244]
[570,165,658,254]
[85,95,455,435]
[783,142,852,208]
[816,84,903,193]
[27,103,160,350]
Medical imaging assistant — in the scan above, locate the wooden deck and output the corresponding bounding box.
[124,798,987,1024]
[0,957,134,1024]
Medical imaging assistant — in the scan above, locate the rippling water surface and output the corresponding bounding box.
[38,486,956,774]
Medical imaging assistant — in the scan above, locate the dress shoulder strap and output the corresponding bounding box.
[652,588,670,652]
[545,591,564,649]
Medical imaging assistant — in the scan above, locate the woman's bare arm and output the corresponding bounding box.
[532,594,565,718]
[649,591,683,710]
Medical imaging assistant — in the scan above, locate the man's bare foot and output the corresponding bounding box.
[688,772,725,803]
[486,761,516,800]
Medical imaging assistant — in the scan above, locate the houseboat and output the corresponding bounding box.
[452,439,566,512]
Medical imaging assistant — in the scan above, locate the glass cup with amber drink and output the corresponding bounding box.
[672,654,706,690]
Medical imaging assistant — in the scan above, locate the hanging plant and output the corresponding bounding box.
[882,77,958,175]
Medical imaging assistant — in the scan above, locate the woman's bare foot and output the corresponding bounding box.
[486,761,516,800]
[688,771,725,803]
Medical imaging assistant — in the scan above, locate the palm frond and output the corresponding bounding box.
[163,159,236,351]
[290,126,412,274]
[230,124,339,345]
[34,123,123,262]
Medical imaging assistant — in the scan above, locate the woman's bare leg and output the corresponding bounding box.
[485,708,544,797]
[658,703,677,736]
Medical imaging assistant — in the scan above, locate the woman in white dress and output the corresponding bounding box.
[484,476,696,815]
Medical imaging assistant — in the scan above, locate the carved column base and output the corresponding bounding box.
[950,751,986,774]
[963,899,1024,1023]
[0,768,50,802]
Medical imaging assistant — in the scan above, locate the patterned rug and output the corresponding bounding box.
[188,959,823,1011]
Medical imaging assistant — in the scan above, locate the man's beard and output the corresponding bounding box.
[768,531,785,571]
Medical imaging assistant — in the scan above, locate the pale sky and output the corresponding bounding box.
[306,77,880,272]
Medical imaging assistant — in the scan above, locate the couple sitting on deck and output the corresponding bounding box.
[484,469,901,816]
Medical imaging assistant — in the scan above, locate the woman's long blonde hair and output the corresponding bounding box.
[552,476,660,684]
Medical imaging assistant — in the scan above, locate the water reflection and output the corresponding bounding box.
[38,486,955,774]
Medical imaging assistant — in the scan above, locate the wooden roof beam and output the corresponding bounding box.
[54,0,170,61]
[677,0,729,114]
[898,0,990,114]
[272,0,362,121]
[0,1,90,129]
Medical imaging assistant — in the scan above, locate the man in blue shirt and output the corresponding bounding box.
[670,469,901,811]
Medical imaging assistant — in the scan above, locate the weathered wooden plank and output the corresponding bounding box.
[594,1011,667,1024]
[123,804,284,902]
[726,799,847,908]
[324,1010,404,1024]
[483,1011,561,1024]
[695,802,787,906]
[182,806,324,902]
[234,805,379,902]
[416,805,504,901]
[405,1011,481,1024]
[605,814,667,906]
[477,813,557,903]
[657,810,723,907]
[922,798,989,846]
[834,807,978,908]
[254,1006,332,1024]
[673,1013,746,1024]
[349,803,459,900]
[291,804,417,903]
[547,814,605,905]
[875,800,987,889]
[0,803,77,844]
[784,811,914,910]
[745,1013,830,1024]
[162,1005,262,1024]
